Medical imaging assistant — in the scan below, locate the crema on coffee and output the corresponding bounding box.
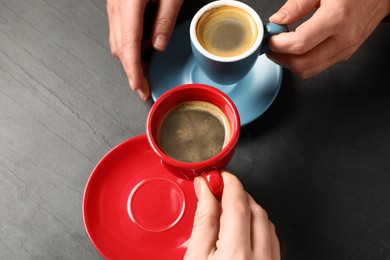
[158,101,231,163]
[196,5,258,57]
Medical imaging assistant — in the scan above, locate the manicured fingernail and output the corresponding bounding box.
[194,177,201,199]
[154,34,167,51]
[270,10,287,23]
[129,78,136,90]
[136,89,148,101]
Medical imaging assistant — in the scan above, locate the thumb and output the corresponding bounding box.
[269,0,319,24]
[184,177,220,260]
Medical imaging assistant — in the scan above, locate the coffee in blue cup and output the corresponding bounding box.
[190,0,288,85]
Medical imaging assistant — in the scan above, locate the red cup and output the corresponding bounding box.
[146,84,240,199]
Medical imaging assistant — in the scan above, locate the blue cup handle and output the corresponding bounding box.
[260,22,289,54]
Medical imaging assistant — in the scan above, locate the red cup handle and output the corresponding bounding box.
[202,169,224,201]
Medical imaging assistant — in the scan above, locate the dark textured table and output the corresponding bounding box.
[1,0,389,259]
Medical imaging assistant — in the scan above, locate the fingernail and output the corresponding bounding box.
[137,88,148,101]
[193,177,201,199]
[269,10,287,23]
[154,34,167,51]
[129,78,136,90]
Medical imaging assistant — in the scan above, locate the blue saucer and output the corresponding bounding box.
[149,21,282,126]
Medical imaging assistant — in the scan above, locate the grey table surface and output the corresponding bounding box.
[1,0,390,259]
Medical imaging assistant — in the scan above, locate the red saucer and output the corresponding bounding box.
[82,134,197,259]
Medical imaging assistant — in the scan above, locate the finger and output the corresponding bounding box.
[184,177,220,260]
[270,221,281,260]
[267,35,358,78]
[269,8,334,55]
[120,52,150,101]
[136,77,151,101]
[217,171,251,256]
[246,194,273,259]
[152,0,183,51]
[118,0,148,93]
[269,0,319,25]
[107,0,121,57]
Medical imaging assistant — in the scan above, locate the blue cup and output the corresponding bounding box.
[190,0,288,85]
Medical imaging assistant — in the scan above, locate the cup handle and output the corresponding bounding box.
[201,169,224,201]
[260,23,289,55]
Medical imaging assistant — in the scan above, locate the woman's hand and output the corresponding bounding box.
[267,0,390,78]
[107,0,183,100]
[184,171,280,260]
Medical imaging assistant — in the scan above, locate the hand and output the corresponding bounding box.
[267,0,390,78]
[184,171,280,260]
[107,0,183,100]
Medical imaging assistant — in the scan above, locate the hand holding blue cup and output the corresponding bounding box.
[190,0,288,85]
